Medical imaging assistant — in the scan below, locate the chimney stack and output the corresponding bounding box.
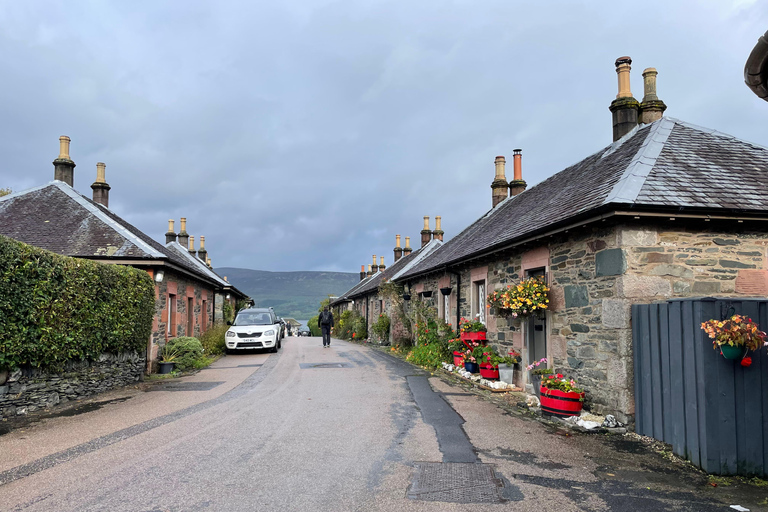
[491,156,508,207]
[639,67,667,124]
[90,162,111,207]
[360,265,366,281]
[394,234,403,262]
[404,236,412,256]
[509,149,527,196]
[177,218,189,248]
[379,256,386,271]
[372,254,379,273]
[165,219,177,244]
[53,136,76,187]
[609,56,640,141]
[188,235,196,256]
[197,236,208,262]
[367,264,373,277]
[433,216,444,241]
[206,257,212,268]
[421,216,432,247]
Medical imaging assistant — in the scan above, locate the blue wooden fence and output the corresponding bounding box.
[632,298,768,477]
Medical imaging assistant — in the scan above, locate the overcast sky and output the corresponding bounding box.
[1,1,766,273]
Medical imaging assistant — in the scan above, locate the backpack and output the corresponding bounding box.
[320,311,332,325]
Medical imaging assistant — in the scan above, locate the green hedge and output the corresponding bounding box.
[0,235,155,372]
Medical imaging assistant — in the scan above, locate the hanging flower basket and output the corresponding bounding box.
[487,277,550,319]
[702,314,767,363]
[720,344,748,360]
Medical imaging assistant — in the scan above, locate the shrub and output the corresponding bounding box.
[199,323,227,355]
[407,343,449,369]
[0,235,154,372]
[164,336,204,371]
[371,313,390,343]
[308,315,322,336]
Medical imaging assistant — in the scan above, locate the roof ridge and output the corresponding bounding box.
[52,181,166,258]
[603,117,675,205]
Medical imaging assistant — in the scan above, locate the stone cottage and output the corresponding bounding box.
[0,137,248,371]
[394,58,768,424]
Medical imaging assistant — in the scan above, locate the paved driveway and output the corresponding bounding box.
[0,336,764,511]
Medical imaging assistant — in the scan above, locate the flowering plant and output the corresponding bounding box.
[487,277,550,318]
[461,341,484,363]
[541,373,585,397]
[526,357,553,375]
[701,315,767,352]
[501,349,521,365]
[459,317,487,333]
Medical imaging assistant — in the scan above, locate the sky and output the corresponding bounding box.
[1,1,766,273]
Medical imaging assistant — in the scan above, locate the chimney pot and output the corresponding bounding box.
[433,215,444,241]
[491,156,509,208]
[90,162,111,207]
[404,236,412,254]
[360,265,366,281]
[394,234,403,262]
[189,235,195,252]
[177,217,189,247]
[379,256,386,271]
[165,219,177,244]
[53,135,76,187]
[197,235,208,261]
[508,149,527,197]
[421,216,432,247]
[609,56,640,141]
[639,67,667,124]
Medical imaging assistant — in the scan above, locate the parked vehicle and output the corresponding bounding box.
[225,307,282,353]
[277,318,287,339]
[298,326,311,337]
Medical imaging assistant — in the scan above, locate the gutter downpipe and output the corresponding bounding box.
[449,267,461,330]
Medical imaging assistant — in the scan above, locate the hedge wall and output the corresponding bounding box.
[0,235,155,372]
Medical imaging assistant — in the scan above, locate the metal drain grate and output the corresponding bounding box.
[407,462,505,503]
[298,363,352,369]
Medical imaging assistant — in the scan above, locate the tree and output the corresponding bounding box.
[0,188,11,197]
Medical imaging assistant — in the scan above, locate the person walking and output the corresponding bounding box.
[318,307,334,348]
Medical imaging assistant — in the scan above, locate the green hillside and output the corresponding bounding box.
[215,267,359,320]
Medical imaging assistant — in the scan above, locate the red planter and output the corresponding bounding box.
[479,364,499,379]
[539,388,585,417]
[452,351,464,366]
[460,332,487,349]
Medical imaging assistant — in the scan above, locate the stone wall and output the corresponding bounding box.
[401,220,768,425]
[0,352,145,421]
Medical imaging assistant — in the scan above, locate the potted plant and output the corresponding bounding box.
[448,337,465,366]
[158,345,179,374]
[478,348,504,379]
[459,316,487,345]
[701,314,767,362]
[539,373,585,417]
[526,357,553,398]
[487,277,550,319]
[498,349,521,384]
[463,345,485,373]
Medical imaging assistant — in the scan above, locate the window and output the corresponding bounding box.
[473,280,486,325]
[443,293,450,322]
[187,297,194,336]
[167,294,177,337]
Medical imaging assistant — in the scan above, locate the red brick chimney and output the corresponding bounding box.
[508,149,527,196]
[90,162,110,207]
[394,234,403,262]
[491,156,508,207]
[432,216,444,241]
[360,265,366,281]
[53,136,75,187]
[421,216,432,247]
[165,219,177,244]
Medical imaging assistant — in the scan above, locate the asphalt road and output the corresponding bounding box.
[0,336,762,511]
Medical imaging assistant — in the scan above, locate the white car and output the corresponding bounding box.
[225,307,282,353]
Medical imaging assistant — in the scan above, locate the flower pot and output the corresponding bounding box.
[539,388,585,417]
[452,351,464,366]
[720,344,748,360]
[158,361,175,374]
[531,374,542,399]
[460,332,487,342]
[479,365,499,379]
[498,364,515,385]
[464,361,480,373]
[440,287,452,296]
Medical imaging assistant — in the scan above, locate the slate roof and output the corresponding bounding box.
[398,117,768,280]
[0,181,221,286]
[330,240,443,304]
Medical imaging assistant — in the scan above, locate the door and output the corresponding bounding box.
[526,268,547,366]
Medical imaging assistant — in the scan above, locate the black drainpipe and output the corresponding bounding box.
[450,269,461,329]
[366,295,369,328]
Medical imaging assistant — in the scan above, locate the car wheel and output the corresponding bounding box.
[224,348,231,355]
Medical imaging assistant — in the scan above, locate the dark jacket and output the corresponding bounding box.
[318,310,334,328]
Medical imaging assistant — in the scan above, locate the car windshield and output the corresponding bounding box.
[234,312,273,326]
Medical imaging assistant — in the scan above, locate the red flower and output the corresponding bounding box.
[556,373,563,379]
[741,357,752,367]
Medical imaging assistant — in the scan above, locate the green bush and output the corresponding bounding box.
[0,235,154,372]
[335,310,367,340]
[199,323,227,355]
[308,315,322,336]
[371,313,390,343]
[407,343,450,369]
[164,336,204,371]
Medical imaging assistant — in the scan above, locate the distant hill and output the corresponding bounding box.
[215,267,359,320]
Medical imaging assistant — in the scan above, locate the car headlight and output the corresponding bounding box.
[226,331,236,337]
[264,329,275,336]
